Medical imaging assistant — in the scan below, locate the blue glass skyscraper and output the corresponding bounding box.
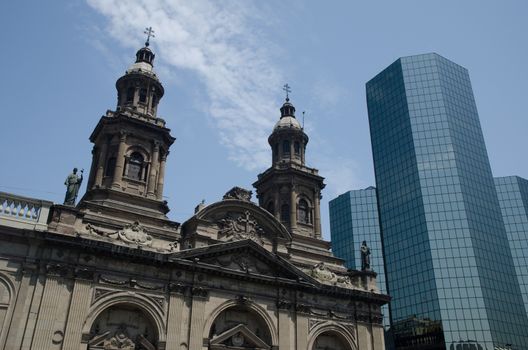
[495,176,528,319]
[366,53,528,349]
[329,186,390,328]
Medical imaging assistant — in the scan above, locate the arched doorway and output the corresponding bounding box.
[313,331,351,350]
[208,305,272,349]
[87,304,158,350]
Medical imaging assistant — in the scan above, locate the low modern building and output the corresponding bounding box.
[366,53,528,349]
[0,41,388,350]
[494,176,528,319]
[329,187,390,328]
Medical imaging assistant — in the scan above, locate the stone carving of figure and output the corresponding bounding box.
[360,240,371,271]
[64,168,83,206]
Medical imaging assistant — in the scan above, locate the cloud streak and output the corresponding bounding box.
[87,0,282,170]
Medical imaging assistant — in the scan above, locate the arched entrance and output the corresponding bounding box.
[208,305,272,349]
[313,331,351,350]
[87,304,158,350]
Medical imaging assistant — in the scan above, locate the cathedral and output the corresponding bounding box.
[0,40,388,350]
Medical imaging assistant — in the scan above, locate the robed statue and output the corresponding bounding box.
[360,240,371,271]
[64,168,83,206]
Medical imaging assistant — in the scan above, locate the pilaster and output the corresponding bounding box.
[277,301,292,349]
[295,304,309,350]
[165,283,187,350]
[31,264,70,350]
[93,137,109,188]
[62,269,94,349]
[188,287,208,350]
[4,265,36,349]
[290,186,297,229]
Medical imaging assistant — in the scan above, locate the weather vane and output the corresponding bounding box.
[144,27,155,47]
[283,83,291,101]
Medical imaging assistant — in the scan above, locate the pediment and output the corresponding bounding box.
[183,199,292,244]
[174,240,313,282]
[210,324,270,349]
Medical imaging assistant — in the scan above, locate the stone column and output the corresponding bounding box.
[274,189,280,220]
[165,284,186,350]
[93,137,109,188]
[156,152,167,200]
[31,265,68,350]
[313,190,321,238]
[290,186,297,230]
[4,265,36,349]
[147,141,160,198]
[188,287,208,350]
[111,131,127,189]
[277,302,291,349]
[62,269,93,349]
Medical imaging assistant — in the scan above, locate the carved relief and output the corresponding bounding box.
[309,262,356,289]
[222,187,252,201]
[202,253,271,275]
[217,211,265,244]
[86,221,153,247]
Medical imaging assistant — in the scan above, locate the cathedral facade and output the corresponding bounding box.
[0,42,388,350]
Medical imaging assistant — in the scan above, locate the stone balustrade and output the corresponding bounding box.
[0,192,53,231]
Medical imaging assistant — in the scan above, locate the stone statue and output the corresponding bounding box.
[64,168,83,206]
[360,241,371,270]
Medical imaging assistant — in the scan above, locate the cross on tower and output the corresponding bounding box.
[144,27,155,47]
[283,83,291,101]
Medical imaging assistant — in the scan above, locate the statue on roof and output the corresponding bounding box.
[63,168,83,206]
[360,241,371,271]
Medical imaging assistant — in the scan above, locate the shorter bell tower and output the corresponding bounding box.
[79,37,177,230]
[253,90,325,239]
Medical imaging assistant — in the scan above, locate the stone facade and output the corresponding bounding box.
[0,43,389,350]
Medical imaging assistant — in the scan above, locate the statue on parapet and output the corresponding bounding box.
[360,240,371,271]
[64,168,83,206]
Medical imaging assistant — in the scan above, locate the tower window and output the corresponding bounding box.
[105,157,116,177]
[127,152,144,181]
[282,140,290,154]
[281,204,290,223]
[139,88,147,103]
[298,199,311,224]
[126,87,135,103]
[273,144,278,159]
[151,94,158,109]
[267,201,275,215]
[294,141,300,155]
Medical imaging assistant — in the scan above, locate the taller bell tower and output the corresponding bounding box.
[79,38,177,233]
[253,91,325,239]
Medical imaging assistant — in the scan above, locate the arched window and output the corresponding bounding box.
[139,88,147,103]
[281,204,290,223]
[267,201,275,215]
[282,140,290,155]
[273,144,279,159]
[105,157,116,177]
[294,141,300,155]
[126,87,135,103]
[298,199,311,224]
[127,152,144,181]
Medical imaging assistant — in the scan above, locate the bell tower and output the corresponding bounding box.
[80,36,176,227]
[253,87,325,239]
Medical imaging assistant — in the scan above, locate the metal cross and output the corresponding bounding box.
[144,27,155,46]
[283,84,291,100]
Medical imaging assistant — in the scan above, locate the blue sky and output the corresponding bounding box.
[1,0,527,238]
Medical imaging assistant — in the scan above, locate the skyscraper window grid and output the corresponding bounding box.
[366,53,528,349]
[329,187,390,328]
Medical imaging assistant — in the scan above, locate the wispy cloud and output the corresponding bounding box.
[87,0,282,170]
